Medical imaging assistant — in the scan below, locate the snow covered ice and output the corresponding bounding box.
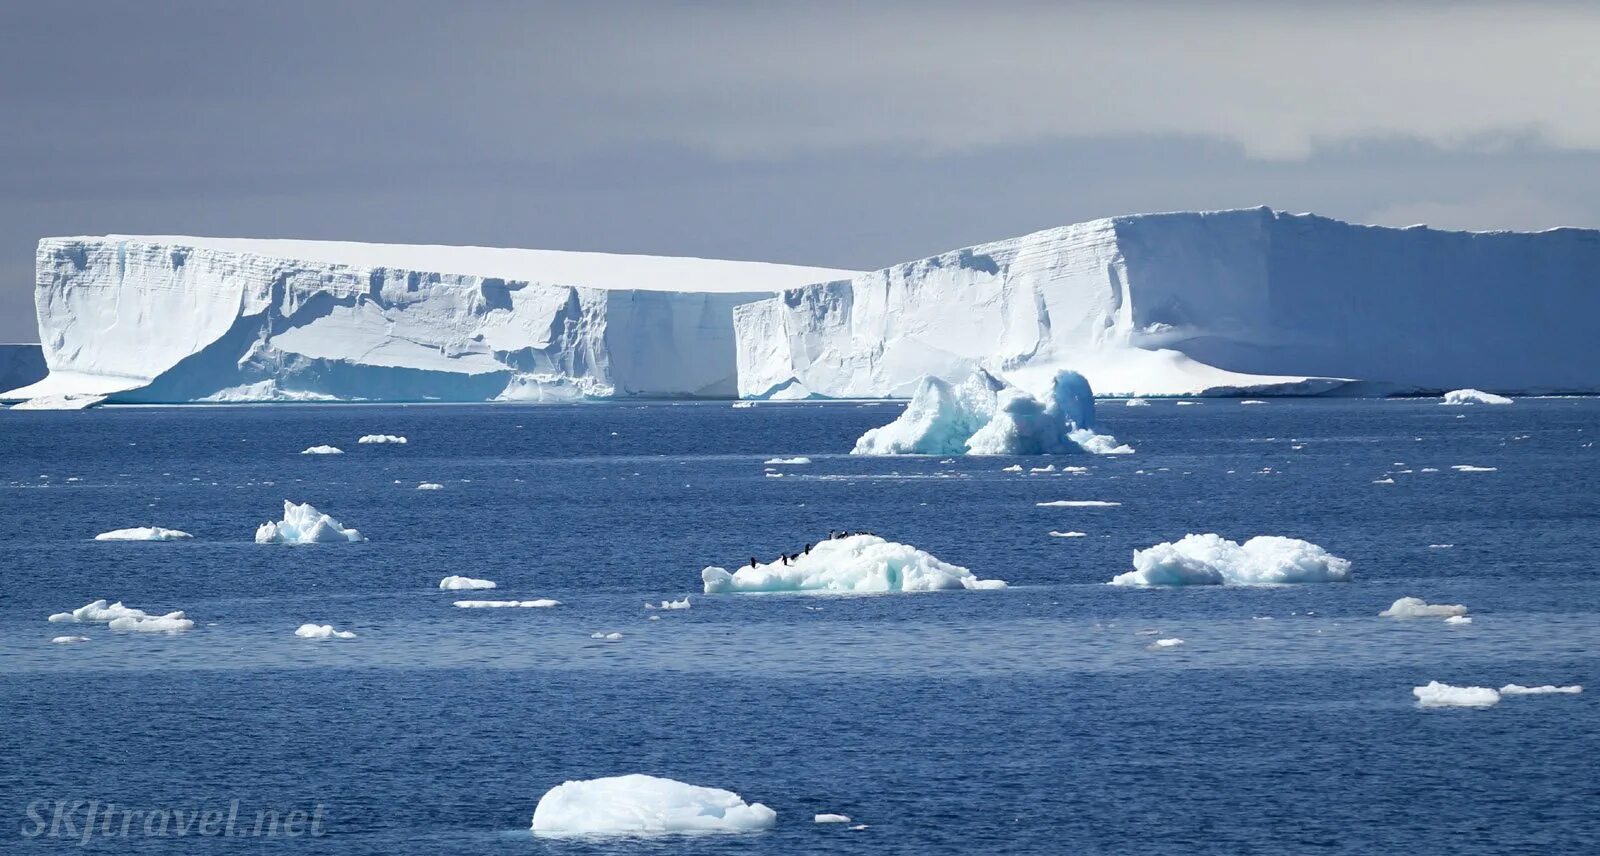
[1111,534,1352,586]
[357,434,407,444]
[1382,597,1469,619]
[295,623,356,639]
[1441,389,1513,405]
[255,501,364,544]
[701,534,1006,594]
[439,575,496,590]
[530,773,776,836]
[1413,681,1500,708]
[94,527,193,541]
[300,445,343,455]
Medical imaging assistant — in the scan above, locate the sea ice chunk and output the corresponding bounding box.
[108,612,194,633]
[1499,684,1582,695]
[964,371,1133,456]
[255,501,364,543]
[1451,465,1497,473]
[850,370,1005,455]
[1381,597,1469,619]
[453,599,560,608]
[590,632,624,641]
[1125,398,1150,406]
[1049,531,1087,538]
[416,482,444,490]
[701,534,1005,594]
[1111,534,1352,586]
[94,527,193,541]
[815,813,852,823]
[1441,389,1513,405]
[1037,500,1120,507]
[531,773,776,836]
[1444,615,1473,625]
[357,434,408,444]
[439,575,496,590]
[47,598,191,633]
[1148,638,1185,649]
[764,457,811,465]
[1413,681,1500,707]
[300,445,344,455]
[645,597,691,610]
[51,635,89,644]
[295,623,356,639]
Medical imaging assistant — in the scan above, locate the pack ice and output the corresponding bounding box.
[530,774,776,836]
[735,207,1600,399]
[3,236,855,403]
[701,534,1006,594]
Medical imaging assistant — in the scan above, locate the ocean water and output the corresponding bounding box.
[2,398,1597,854]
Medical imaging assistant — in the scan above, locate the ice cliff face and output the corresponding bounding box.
[5,237,856,403]
[735,208,1600,398]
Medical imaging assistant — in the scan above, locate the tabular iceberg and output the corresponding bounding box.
[701,534,1006,593]
[735,207,1600,398]
[531,774,776,836]
[3,236,856,403]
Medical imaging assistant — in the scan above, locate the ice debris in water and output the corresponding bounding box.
[1049,531,1087,538]
[1148,638,1185,650]
[815,813,852,823]
[300,445,344,455]
[439,575,496,590]
[1500,684,1582,695]
[1125,398,1150,407]
[590,632,624,641]
[645,597,692,610]
[763,456,811,465]
[1381,597,1468,619]
[51,635,90,644]
[295,623,356,640]
[1002,464,1023,472]
[1037,500,1120,508]
[416,482,444,490]
[530,773,776,836]
[702,534,1005,594]
[357,434,408,444]
[1451,464,1497,473]
[851,369,1131,456]
[255,501,364,544]
[94,527,193,541]
[1441,389,1513,405]
[1445,615,1473,625]
[1111,534,1352,586]
[454,599,560,608]
[1414,681,1500,707]
[48,599,194,632]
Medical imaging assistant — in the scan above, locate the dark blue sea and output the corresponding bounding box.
[2,398,1597,854]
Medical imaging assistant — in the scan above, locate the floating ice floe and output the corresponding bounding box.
[815,813,852,823]
[590,632,624,641]
[357,434,408,444]
[1445,615,1473,625]
[1499,684,1582,695]
[530,774,776,836]
[255,501,364,543]
[1372,477,1395,485]
[454,599,560,608]
[1414,682,1500,707]
[1381,597,1468,619]
[439,575,496,590]
[1049,531,1087,538]
[295,623,356,639]
[1148,638,1185,650]
[851,369,1131,457]
[645,597,691,610]
[51,635,89,644]
[1240,400,1266,405]
[1111,534,1352,586]
[1037,500,1120,508]
[702,534,1005,594]
[416,482,444,490]
[48,599,195,633]
[94,527,193,541]
[299,445,344,455]
[110,613,195,633]
[1175,400,1197,406]
[1125,398,1150,407]
[1001,464,1023,472]
[1441,389,1513,405]
[1451,465,1497,473]
[764,457,811,465]
[1030,464,1056,473]
[1428,543,1454,549]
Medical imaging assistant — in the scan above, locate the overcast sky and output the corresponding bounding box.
[4,0,1599,341]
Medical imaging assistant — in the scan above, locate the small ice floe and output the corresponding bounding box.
[51,635,89,644]
[1125,398,1150,407]
[1049,531,1087,538]
[48,599,194,632]
[731,401,755,408]
[1420,467,1440,473]
[590,632,624,641]
[1112,534,1351,586]
[815,813,852,823]
[439,575,496,590]
[703,535,1004,594]
[454,599,560,608]
[1036,500,1121,508]
[1148,638,1185,650]
[645,597,691,610]
[1175,400,1197,406]
[1061,466,1088,474]
[1441,389,1513,406]
[765,472,785,478]
[1030,464,1057,473]
[357,434,408,444]
[1445,615,1473,625]
[1240,400,1266,405]
[1002,464,1023,472]
[295,623,356,640]
[1428,544,1454,549]
[416,482,444,490]
[94,527,193,541]
[1414,681,1500,707]
[1500,684,1582,696]
[299,445,344,455]
[1451,465,1497,473]
[530,773,776,836]
[1372,477,1395,485]
[764,457,812,465]
[1381,597,1468,619]
[255,501,364,543]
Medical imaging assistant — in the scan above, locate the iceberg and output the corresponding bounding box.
[1499,684,1582,695]
[295,623,356,639]
[454,599,560,608]
[1413,681,1500,708]
[255,501,364,544]
[1111,534,1352,586]
[852,369,1130,456]
[1381,597,1469,619]
[94,527,193,541]
[530,774,776,836]
[357,434,407,444]
[439,575,496,590]
[701,534,1006,594]
[300,445,343,455]
[1441,389,1513,405]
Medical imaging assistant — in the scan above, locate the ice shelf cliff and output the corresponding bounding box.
[733,207,1600,398]
[2,236,857,403]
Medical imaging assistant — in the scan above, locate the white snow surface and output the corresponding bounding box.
[439,575,496,591]
[1381,597,1469,619]
[734,207,1600,399]
[357,434,407,444]
[255,501,364,544]
[94,527,193,541]
[1441,389,1514,405]
[1414,681,1500,708]
[5,235,855,403]
[1499,684,1582,695]
[530,774,776,836]
[851,369,1130,456]
[1111,534,1352,586]
[295,623,356,639]
[701,534,1005,594]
